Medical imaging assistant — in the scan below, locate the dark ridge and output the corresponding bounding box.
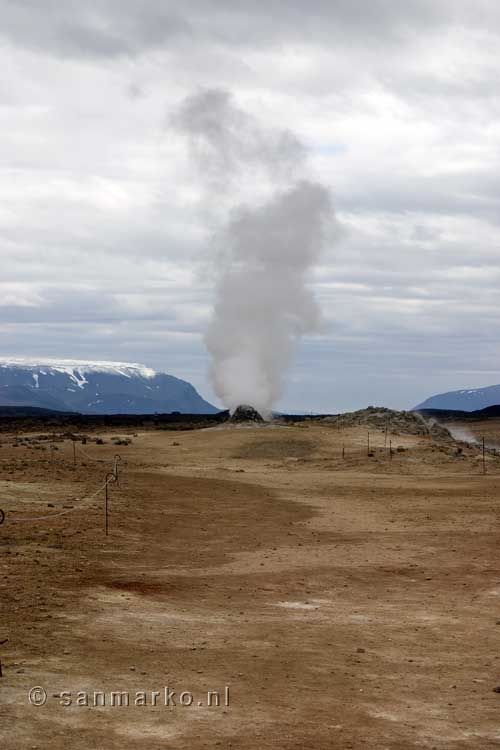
[0,405,79,417]
[0,407,230,432]
[275,412,339,422]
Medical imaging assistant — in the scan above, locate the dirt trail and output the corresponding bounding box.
[1,424,500,748]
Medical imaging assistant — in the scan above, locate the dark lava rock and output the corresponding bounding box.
[229,405,265,423]
[322,406,452,440]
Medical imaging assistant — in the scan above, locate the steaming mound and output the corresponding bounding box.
[229,405,266,423]
[322,406,452,440]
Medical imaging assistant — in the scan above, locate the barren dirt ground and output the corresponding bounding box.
[1,421,500,749]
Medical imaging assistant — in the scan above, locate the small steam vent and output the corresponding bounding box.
[229,404,265,423]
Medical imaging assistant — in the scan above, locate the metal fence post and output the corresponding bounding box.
[105,472,116,536]
[113,454,122,485]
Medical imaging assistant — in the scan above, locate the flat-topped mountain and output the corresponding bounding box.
[0,358,217,414]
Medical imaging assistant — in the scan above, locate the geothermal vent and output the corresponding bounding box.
[229,405,265,423]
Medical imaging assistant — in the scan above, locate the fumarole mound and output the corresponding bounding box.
[323,406,451,440]
[229,405,265,423]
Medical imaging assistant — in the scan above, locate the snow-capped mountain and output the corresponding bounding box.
[415,384,500,412]
[0,358,218,414]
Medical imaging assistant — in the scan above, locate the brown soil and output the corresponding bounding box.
[1,420,500,749]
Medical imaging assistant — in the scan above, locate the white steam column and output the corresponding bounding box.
[174,89,334,417]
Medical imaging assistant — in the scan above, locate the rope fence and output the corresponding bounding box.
[0,440,124,530]
[6,472,116,523]
[75,443,117,464]
[73,444,122,483]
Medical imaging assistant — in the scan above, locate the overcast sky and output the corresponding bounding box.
[1,0,500,412]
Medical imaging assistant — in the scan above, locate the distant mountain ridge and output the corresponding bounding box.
[0,358,217,414]
[415,383,500,412]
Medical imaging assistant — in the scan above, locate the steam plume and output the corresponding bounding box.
[174,89,333,415]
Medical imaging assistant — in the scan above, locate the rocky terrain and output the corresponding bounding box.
[229,404,265,423]
[320,405,452,440]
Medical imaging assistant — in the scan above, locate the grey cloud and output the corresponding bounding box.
[0,1,474,60]
[1,1,500,411]
[0,0,190,58]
